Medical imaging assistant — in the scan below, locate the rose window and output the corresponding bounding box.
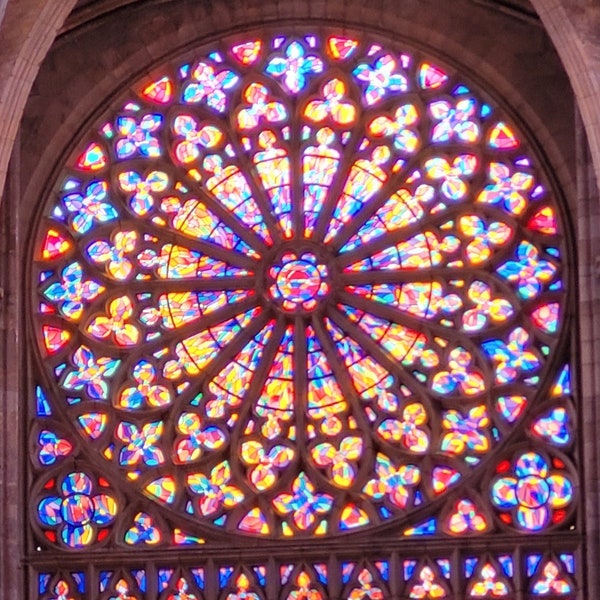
[32,30,574,547]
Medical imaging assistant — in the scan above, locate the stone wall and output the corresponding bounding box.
[1,0,599,596]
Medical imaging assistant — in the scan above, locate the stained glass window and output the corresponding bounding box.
[30,29,578,598]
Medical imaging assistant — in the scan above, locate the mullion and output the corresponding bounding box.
[289,97,304,240]
[95,275,257,293]
[335,290,496,385]
[138,210,260,271]
[159,135,271,256]
[169,308,273,411]
[293,315,309,465]
[325,150,427,254]
[336,288,455,343]
[162,95,273,254]
[225,71,297,244]
[334,201,519,271]
[326,305,431,402]
[106,294,263,380]
[226,315,292,473]
[342,268,468,286]
[310,313,375,445]
[310,115,366,243]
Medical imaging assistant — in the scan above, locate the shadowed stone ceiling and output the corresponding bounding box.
[67,0,539,32]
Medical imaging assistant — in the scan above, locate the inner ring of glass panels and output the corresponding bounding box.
[32,28,569,541]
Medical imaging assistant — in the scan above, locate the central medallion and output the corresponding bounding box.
[268,251,330,312]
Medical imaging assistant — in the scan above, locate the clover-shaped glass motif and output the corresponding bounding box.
[491,452,573,531]
[124,511,161,545]
[173,115,223,164]
[531,561,572,594]
[87,230,138,279]
[446,499,488,534]
[462,280,514,332]
[108,579,138,600]
[38,472,117,547]
[62,180,117,234]
[43,262,105,320]
[166,577,199,600]
[87,295,140,346]
[272,472,333,530]
[187,461,244,517]
[286,572,323,600]
[266,41,323,93]
[38,430,73,465]
[348,569,384,600]
[116,421,165,467]
[311,435,363,487]
[34,31,568,542]
[458,215,513,265]
[225,574,260,600]
[118,170,169,216]
[115,113,162,159]
[408,566,447,599]
[363,453,420,508]
[469,564,509,597]
[304,78,356,125]
[241,440,294,491]
[353,54,408,105]
[429,97,480,143]
[482,327,540,384]
[237,82,287,129]
[377,403,430,453]
[175,412,226,462]
[119,360,171,409]
[369,103,419,152]
[62,344,120,400]
[431,347,485,396]
[48,580,76,600]
[497,241,557,299]
[441,405,489,456]
[425,154,478,200]
[532,407,570,446]
[477,162,534,216]
[183,62,239,111]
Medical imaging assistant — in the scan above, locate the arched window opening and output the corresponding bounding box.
[29,28,578,599]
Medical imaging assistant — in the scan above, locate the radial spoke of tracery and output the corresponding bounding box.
[336,289,500,381]
[252,322,296,441]
[334,175,435,254]
[167,103,280,248]
[32,29,571,547]
[66,145,267,257]
[335,201,519,274]
[148,192,265,264]
[325,306,435,410]
[230,82,297,240]
[329,150,481,254]
[308,319,378,478]
[338,217,518,279]
[342,273,522,334]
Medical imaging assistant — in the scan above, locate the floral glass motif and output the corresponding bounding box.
[31,28,576,594]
